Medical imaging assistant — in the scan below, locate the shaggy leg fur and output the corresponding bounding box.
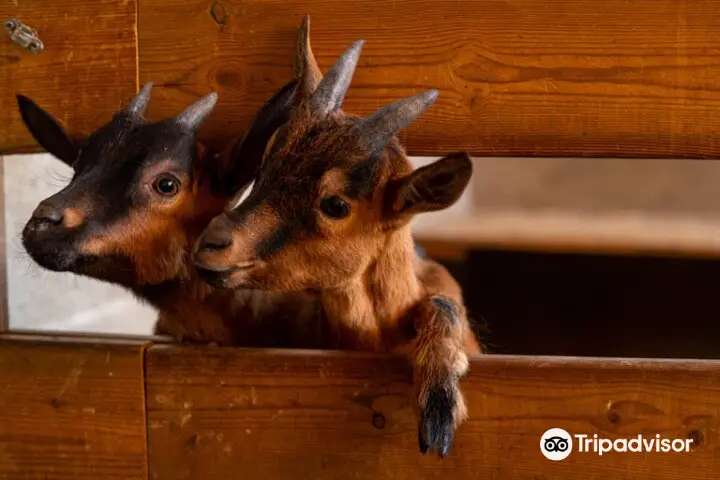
[410,295,469,457]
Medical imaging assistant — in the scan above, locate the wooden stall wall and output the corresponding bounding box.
[0,334,148,479]
[4,0,720,478]
[138,0,720,158]
[0,0,138,154]
[4,0,720,159]
[145,346,720,480]
[2,334,720,479]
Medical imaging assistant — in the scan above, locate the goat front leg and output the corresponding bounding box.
[407,295,472,457]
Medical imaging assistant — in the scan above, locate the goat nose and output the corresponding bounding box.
[31,203,64,226]
[199,229,233,252]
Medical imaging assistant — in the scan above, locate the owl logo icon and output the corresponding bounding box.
[540,428,573,460]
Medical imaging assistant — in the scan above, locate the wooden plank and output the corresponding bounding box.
[414,210,720,260]
[3,329,172,344]
[0,0,138,154]
[146,347,720,479]
[410,154,720,260]
[0,333,148,479]
[139,0,720,158]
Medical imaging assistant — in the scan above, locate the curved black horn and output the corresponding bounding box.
[308,40,364,116]
[354,89,439,152]
[175,92,218,131]
[124,83,154,116]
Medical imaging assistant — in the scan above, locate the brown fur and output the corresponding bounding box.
[193,16,482,456]
[78,157,224,285]
[112,145,318,346]
[19,79,317,347]
[63,208,85,229]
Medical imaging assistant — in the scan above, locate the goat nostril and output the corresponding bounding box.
[31,204,64,226]
[200,235,233,252]
[202,241,232,252]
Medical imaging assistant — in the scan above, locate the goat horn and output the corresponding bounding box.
[308,39,364,116]
[292,15,323,104]
[175,92,218,131]
[124,83,153,116]
[354,89,439,151]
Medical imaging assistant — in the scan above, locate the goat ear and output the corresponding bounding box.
[212,79,298,195]
[16,95,79,166]
[389,152,472,216]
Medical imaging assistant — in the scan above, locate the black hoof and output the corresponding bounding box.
[418,387,455,457]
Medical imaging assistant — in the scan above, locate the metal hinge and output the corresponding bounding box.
[4,19,43,54]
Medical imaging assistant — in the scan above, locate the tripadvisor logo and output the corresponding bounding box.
[541,428,573,461]
[540,428,694,460]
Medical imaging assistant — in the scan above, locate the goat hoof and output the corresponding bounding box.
[418,426,430,454]
[418,387,455,457]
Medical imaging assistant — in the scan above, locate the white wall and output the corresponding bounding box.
[4,154,156,334]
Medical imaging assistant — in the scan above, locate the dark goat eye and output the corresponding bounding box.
[320,196,350,219]
[152,175,180,197]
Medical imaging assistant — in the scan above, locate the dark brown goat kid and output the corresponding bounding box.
[194,17,482,457]
[17,82,318,346]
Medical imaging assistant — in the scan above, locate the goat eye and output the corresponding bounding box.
[320,196,350,219]
[152,175,180,197]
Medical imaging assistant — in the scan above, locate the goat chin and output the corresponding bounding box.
[27,250,78,272]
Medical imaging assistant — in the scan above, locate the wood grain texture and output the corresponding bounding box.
[413,210,720,260]
[0,0,137,154]
[146,346,720,479]
[139,0,720,157]
[0,333,148,480]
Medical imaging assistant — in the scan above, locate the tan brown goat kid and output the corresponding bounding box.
[18,82,318,346]
[194,17,482,457]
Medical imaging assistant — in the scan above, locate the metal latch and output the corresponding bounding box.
[4,19,43,54]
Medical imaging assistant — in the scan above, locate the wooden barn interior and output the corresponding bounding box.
[3,1,720,478]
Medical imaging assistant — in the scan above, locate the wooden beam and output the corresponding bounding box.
[146,346,720,479]
[0,333,149,479]
[413,210,720,260]
[139,0,720,158]
[0,0,138,154]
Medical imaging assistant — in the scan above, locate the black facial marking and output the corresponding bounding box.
[255,222,295,260]
[21,113,199,277]
[346,156,378,198]
[255,210,314,260]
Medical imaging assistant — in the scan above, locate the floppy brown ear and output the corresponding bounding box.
[212,79,298,196]
[16,95,79,166]
[389,152,472,216]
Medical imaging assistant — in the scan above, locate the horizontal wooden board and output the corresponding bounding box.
[410,156,720,260]
[146,346,720,479]
[139,0,720,158]
[0,334,148,480]
[414,210,720,260]
[0,0,137,154]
